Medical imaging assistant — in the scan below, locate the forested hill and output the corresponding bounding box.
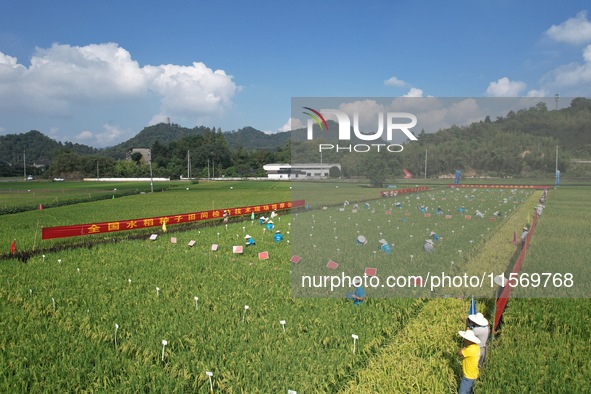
[1,97,590,175]
[0,130,97,166]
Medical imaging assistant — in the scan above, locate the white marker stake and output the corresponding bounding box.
[194,296,199,311]
[29,289,32,297]
[242,226,245,233]
[52,297,55,311]
[42,255,45,262]
[128,278,132,285]
[161,339,167,361]
[58,259,61,264]
[77,268,80,275]
[156,287,160,297]
[352,334,358,354]
[225,224,228,231]
[280,320,286,333]
[288,390,297,394]
[206,371,214,392]
[451,261,455,268]
[243,305,249,323]
[115,323,119,349]
[410,255,414,262]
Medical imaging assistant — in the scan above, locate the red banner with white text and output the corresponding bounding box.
[42,199,305,240]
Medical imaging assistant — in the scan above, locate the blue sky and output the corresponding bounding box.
[1,1,590,148]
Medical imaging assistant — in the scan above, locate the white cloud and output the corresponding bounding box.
[546,11,591,45]
[75,131,94,141]
[403,87,424,97]
[384,75,407,87]
[0,42,238,140]
[73,124,128,147]
[540,44,591,89]
[526,89,547,97]
[485,77,527,96]
[278,117,304,132]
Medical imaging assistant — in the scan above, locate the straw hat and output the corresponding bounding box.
[430,231,436,236]
[353,277,362,287]
[458,329,481,344]
[275,230,281,233]
[426,239,434,244]
[378,238,387,244]
[244,234,251,239]
[357,235,367,244]
[468,313,489,327]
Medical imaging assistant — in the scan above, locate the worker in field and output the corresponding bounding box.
[475,210,484,219]
[222,210,230,224]
[435,207,443,215]
[350,277,365,305]
[457,329,481,394]
[245,234,256,247]
[259,215,267,225]
[520,226,529,247]
[429,231,440,242]
[273,230,283,243]
[467,313,490,369]
[458,206,466,213]
[423,239,434,253]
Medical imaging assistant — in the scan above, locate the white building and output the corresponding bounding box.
[263,163,341,180]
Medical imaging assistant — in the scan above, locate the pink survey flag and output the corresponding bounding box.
[149,234,158,241]
[465,215,472,220]
[445,215,452,219]
[233,245,243,254]
[188,240,196,247]
[170,237,177,244]
[211,244,218,251]
[326,260,338,270]
[290,255,301,264]
[258,251,269,260]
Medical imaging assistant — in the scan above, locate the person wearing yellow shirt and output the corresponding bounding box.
[457,329,481,394]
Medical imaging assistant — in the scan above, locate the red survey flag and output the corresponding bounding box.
[10,240,16,254]
[365,267,377,276]
[258,251,269,260]
[326,260,338,270]
[290,255,301,264]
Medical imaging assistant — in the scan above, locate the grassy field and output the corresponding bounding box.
[0,180,589,392]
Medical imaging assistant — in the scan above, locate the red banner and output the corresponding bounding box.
[448,184,551,189]
[380,186,429,197]
[42,199,306,240]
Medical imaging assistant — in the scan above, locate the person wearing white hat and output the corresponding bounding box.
[423,239,434,253]
[356,235,368,245]
[430,231,440,242]
[457,329,481,394]
[468,313,490,369]
[520,226,529,247]
[273,230,283,243]
[244,234,256,247]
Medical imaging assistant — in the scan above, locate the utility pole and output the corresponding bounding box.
[187,150,190,179]
[424,149,428,179]
[149,148,154,193]
[97,160,99,180]
[23,150,26,180]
